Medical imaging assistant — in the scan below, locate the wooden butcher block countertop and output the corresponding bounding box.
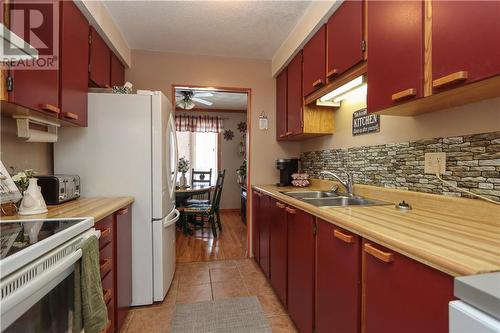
[253,182,500,277]
[1,197,134,223]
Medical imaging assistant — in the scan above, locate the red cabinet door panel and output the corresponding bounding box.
[367,1,423,113]
[432,1,500,91]
[110,51,125,87]
[251,191,261,262]
[286,52,303,136]
[8,0,59,115]
[115,205,132,332]
[89,27,111,88]
[363,240,454,333]
[327,0,364,79]
[316,220,360,333]
[276,68,288,141]
[303,25,326,97]
[258,195,271,278]
[59,0,89,126]
[287,208,315,333]
[269,199,287,307]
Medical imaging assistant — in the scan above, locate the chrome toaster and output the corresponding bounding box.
[36,175,81,204]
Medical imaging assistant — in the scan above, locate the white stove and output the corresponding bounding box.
[0,217,97,332]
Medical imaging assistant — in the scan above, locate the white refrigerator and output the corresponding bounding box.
[54,91,179,306]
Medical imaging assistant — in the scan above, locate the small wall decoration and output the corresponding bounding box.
[223,129,235,141]
[258,111,268,130]
[352,108,380,136]
[237,121,247,133]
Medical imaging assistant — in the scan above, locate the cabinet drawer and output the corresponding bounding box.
[95,215,113,249]
[99,242,113,279]
[105,294,115,333]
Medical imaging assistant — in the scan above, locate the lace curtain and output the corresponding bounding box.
[175,114,224,133]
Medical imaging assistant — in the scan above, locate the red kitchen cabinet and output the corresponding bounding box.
[287,207,315,333]
[269,198,287,307]
[89,27,111,88]
[59,0,89,126]
[115,205,132,332]
[363,240,454,333]
[286,52,303,136]
[367,0,424,113]
[252,190,262,262]
[276,68,288,141]
[326,0,364,81]
[316,220,361,333]
[7,0,59,116]
[303,26,326,97]
[258,194,271,278]
[432,1,500,91]
[110,52,125,87]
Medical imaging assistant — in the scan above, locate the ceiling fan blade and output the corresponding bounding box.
[193,92,213,98]
[192,97,213,106]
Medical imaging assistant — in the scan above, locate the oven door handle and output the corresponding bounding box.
[0,249,82,317]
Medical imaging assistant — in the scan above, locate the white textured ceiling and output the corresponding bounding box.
[103,1,312,59]
[175,89,248,110]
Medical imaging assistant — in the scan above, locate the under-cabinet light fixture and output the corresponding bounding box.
[318,75,366,104]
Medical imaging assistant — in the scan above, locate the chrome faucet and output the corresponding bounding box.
[319,170,354,196]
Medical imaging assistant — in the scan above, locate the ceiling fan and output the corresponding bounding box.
[175,90,214,110]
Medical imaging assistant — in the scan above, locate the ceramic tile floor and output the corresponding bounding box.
[120,259,298,333]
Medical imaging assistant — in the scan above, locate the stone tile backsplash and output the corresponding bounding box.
[300,131,500,201]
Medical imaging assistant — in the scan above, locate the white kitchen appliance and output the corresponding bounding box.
[54,91,179,305]
[0,217,98,332]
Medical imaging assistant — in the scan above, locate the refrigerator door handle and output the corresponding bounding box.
[163,209,180,228]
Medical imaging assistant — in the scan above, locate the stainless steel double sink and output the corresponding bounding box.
[282,191,392,207]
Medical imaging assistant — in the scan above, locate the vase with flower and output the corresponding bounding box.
[178,157,190,188]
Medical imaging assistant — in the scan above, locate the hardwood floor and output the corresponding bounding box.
[175,210,248,263]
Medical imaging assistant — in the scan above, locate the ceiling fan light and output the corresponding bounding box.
[185,100,195,110]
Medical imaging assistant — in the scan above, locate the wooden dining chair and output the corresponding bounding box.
[190,169,212,202]
[181,170,225,237]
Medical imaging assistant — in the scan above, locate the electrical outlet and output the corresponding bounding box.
[424,152,446,174]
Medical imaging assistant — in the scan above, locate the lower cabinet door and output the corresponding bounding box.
[115,205,132,331]
[251,191,261,263]
[287,208,315,333]
[269,198,288,307]
[316,220,361,333]
[363,239,454,333]
[258,195,271,278]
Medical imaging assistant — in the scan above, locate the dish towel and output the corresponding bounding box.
[73,235,109,333]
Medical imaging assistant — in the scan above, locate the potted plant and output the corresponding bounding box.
[178,157,190,188]
[236,160,247,186]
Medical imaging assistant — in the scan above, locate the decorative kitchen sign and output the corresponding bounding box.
[352,108,380,136]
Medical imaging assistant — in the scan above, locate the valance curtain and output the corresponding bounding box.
[175,114,224,133]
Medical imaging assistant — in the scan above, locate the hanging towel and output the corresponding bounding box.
[73,235,109,333]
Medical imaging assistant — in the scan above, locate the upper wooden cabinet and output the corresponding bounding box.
[363,240,454,333]
[59,0,89,126]
[89,27,111,88]
[303,26,326,97]
[367,0,424,113]
[276,68,288,141]
[316,220,361,333]
[286,52,303,136]
[326,0,364,81]
[432,1,500,92]
[287,207,315,333]
[110,52,125,87]
[6,0,59,117]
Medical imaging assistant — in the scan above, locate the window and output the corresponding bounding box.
[177,131,218,185]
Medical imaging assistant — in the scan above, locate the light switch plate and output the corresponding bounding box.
[424,152,446,174]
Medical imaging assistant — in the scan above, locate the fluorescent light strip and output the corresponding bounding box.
[319,75,364,102]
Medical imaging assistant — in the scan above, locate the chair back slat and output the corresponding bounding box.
[210,170,226,213]
[191,169,212,200]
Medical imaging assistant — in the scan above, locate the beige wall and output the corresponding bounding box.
[126,50,301,187]
[0,117,53,175]
[302,96,500,152]
[179,111,247,209]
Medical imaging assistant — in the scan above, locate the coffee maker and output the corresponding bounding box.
[276,158,299,186]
